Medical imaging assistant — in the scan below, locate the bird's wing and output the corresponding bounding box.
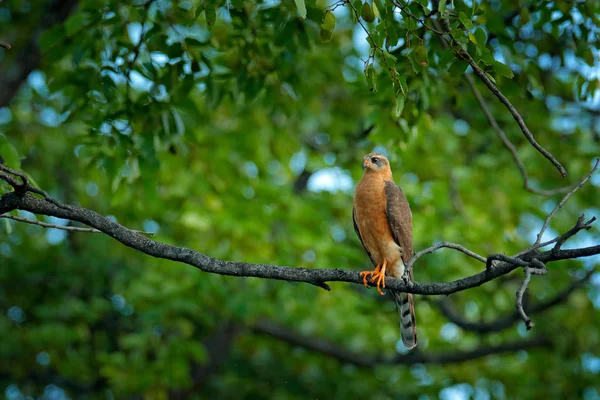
[384,181,413,263]
[385,180,417,349]
[353,206,375,265]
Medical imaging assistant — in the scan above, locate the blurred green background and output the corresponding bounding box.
[1,0,599,398]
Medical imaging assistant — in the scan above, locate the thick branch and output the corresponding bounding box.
[1,162,598,296]
[252,319,551,367]
[1,190,598,295]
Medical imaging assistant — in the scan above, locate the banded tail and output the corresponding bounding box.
[391,290,417,350]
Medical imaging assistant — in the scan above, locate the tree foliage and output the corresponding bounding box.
[1,0,599,398]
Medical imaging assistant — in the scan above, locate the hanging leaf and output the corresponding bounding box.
[474,27,487,45]
[438,0,446,15]
[459,11,473,30]
[361,2,375,23]
[372,1,380,19]
[294,0,307,19]
[395,92,405,117]
[319,27,333,43]
[367,64,377,92]
[321,10,336,31]
[414,45,429,66]
[493,61,514,79]
[205,1,216,31]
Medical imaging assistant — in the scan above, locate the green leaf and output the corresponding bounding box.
[294,0,307,19]
[519,8,531,25]
[361,2,375,23]
[459,11,473,30]
[0,135,21,169]
[39,25,64,52]
[485,71,497,84]
[383,52,397,63]
[372,1,380,18]
[474,27,487,45]
[493,61,514,79]
[65,13,89,36]
[321,10,336,31]
[395,92,405,117]
[205,1,216,30]
[414,44,428,66]
[3,218,11,234]
[406,16,416,31]
[367,65,377,92]
[438,0,446,15]
[319,27,333,43]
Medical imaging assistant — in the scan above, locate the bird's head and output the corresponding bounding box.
[362,153,391,174]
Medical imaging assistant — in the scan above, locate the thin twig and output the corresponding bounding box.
[390,0,567,177]
[1,214,155,236]
[465,75,571,195]
[535,158,600,246]
[486,254,532,270]
[402,241,486,282]
[437,268,594,333]
[516,267,534,330]
[515,214,595,257]
[553,215,596,251]
[125,0,155,103]
[346,1,399,93]
[0,164,68,209]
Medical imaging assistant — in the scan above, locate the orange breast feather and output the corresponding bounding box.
[353,174,398,266]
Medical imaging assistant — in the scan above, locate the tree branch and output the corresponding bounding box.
[252,319,551,367]
[0,214,155,236]
[402,241,486,283]
[391,0,567,177]
[516,267,534,330]
[437,269,596,333]
[1,164,598,298]
[465,75,571,196]
[534,158,599,246]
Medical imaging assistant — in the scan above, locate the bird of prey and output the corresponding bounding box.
[352,153,417,350]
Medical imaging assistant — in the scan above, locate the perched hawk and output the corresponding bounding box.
[353,153,417,350]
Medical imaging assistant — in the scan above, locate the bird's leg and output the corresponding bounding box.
[370,260,387,295]
[359,264,381,287]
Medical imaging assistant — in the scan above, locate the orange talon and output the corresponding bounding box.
[360,261,387,295]
[360,263,381,287]
[359,271,372,287]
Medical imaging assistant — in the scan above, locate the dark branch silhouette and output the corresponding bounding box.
[1,163,598,301]
[437,269,594,333]
[389,4,568,177]
[465,75,571,196]
[252,319,551,367]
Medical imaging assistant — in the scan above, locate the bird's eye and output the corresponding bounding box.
[371,157,379,163]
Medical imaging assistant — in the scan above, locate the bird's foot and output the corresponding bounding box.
[359,261,387,295]
[359,269,377,287]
